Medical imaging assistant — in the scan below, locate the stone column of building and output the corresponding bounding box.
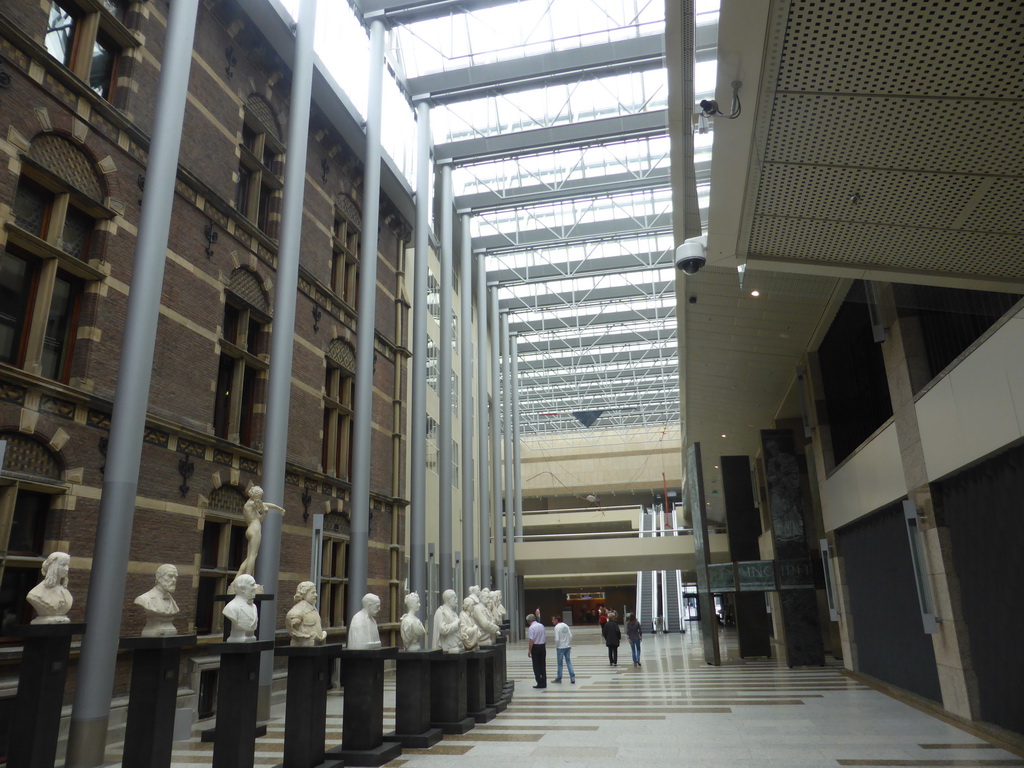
[476,254,492,587]
[409,101,431,602]
[460,214,475,589]
[347,18,386,621]
[437,164,454,594]
[66,3,202,765]
[511,335,523,544]
[490,286,505,598]
[510,334,523,639]
[874,283,980,720]
[501,314,516,632]
[254,0,318,719]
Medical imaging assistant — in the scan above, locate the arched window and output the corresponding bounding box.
[0,433,65,633]
[213,269,270,447]
[331,195,361,306]
[196,486,247,635]
[43,0,134,102]
[1,134,108,382]
[323,339,355,480]
[235,96,283,234]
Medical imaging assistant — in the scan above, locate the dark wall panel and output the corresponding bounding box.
[938,443,1024,736]
[837,502,941,701]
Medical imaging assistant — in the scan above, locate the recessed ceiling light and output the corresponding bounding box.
[750,290,760,297]
[721,434,727,438]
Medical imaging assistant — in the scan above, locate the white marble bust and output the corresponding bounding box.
[459,597,483,651]
[492,590,507,623]
[222,574,260,642]
[134,563,180,637]
[400,592,426,651]
[347,592,382,649]
[287,581,327,647]
[27,552,73,624]
[468,585,501,646]
[431,589,462,653]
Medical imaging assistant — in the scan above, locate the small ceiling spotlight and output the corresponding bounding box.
[721,433,727,438]
[750,290,760,297]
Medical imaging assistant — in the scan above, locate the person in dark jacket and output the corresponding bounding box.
[625,613,642,666]
[604,611,621,666]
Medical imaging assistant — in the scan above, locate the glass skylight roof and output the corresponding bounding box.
[280,0,721,434]
[391,0,664,78]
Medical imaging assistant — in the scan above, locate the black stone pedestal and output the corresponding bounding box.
[325,647,401,767]
[388,650,443,748]
[495,635,512,709]
[274,644,344,768]
[466,650,496,723]
[206,640,274,768]
[8,623,85,768]
[428,652,474,734]
[120,634,196,768]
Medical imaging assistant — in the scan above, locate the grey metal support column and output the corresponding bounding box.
[347,18,386,622]
[409,101,431,602]
[489,286,504,599]
[512,335,523,545]
[475,256,491,587]
[438,164,454,594]
[65,2,200,764]
[460,214,475,590]
[501,313,515,625]
[254,0,318,718]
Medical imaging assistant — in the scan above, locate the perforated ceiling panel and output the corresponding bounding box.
[745,0,1024,282]
[776,2,1023,97]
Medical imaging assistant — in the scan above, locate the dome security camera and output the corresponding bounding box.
[675,235,707,274]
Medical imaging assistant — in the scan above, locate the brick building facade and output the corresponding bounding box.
[0,0,410,732]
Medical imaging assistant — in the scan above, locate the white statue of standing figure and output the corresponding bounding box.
[431,589,462,653]
[400,592,427,650]
[468,585,501,646]
[287,581,327,646]
[27,552,73,624]
[459,597,483,650]
[134,564,180,637]
[348,592,382,649]
[232,485,285,589]
[223,574,260,642]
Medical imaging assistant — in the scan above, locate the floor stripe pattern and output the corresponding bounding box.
[95,626,1022,767]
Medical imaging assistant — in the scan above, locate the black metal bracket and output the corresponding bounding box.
[204,221,218,258]
[301,487,312,522]
[311,304,322,333]
[178,453,195,498]
[321,158,329,183]
[225,47,237,79]
[98,435,109,476]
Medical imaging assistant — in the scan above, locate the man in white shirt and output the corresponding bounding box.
[551,615,576,684]
[526,614,547,688]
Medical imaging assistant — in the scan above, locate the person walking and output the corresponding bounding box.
[551,615,576,684]
[526,614,547,688]
[598,605,609,639]
[625,613,643,666]
[604,610,621,666]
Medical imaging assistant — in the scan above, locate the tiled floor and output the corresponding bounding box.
[103,625,1024,767]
